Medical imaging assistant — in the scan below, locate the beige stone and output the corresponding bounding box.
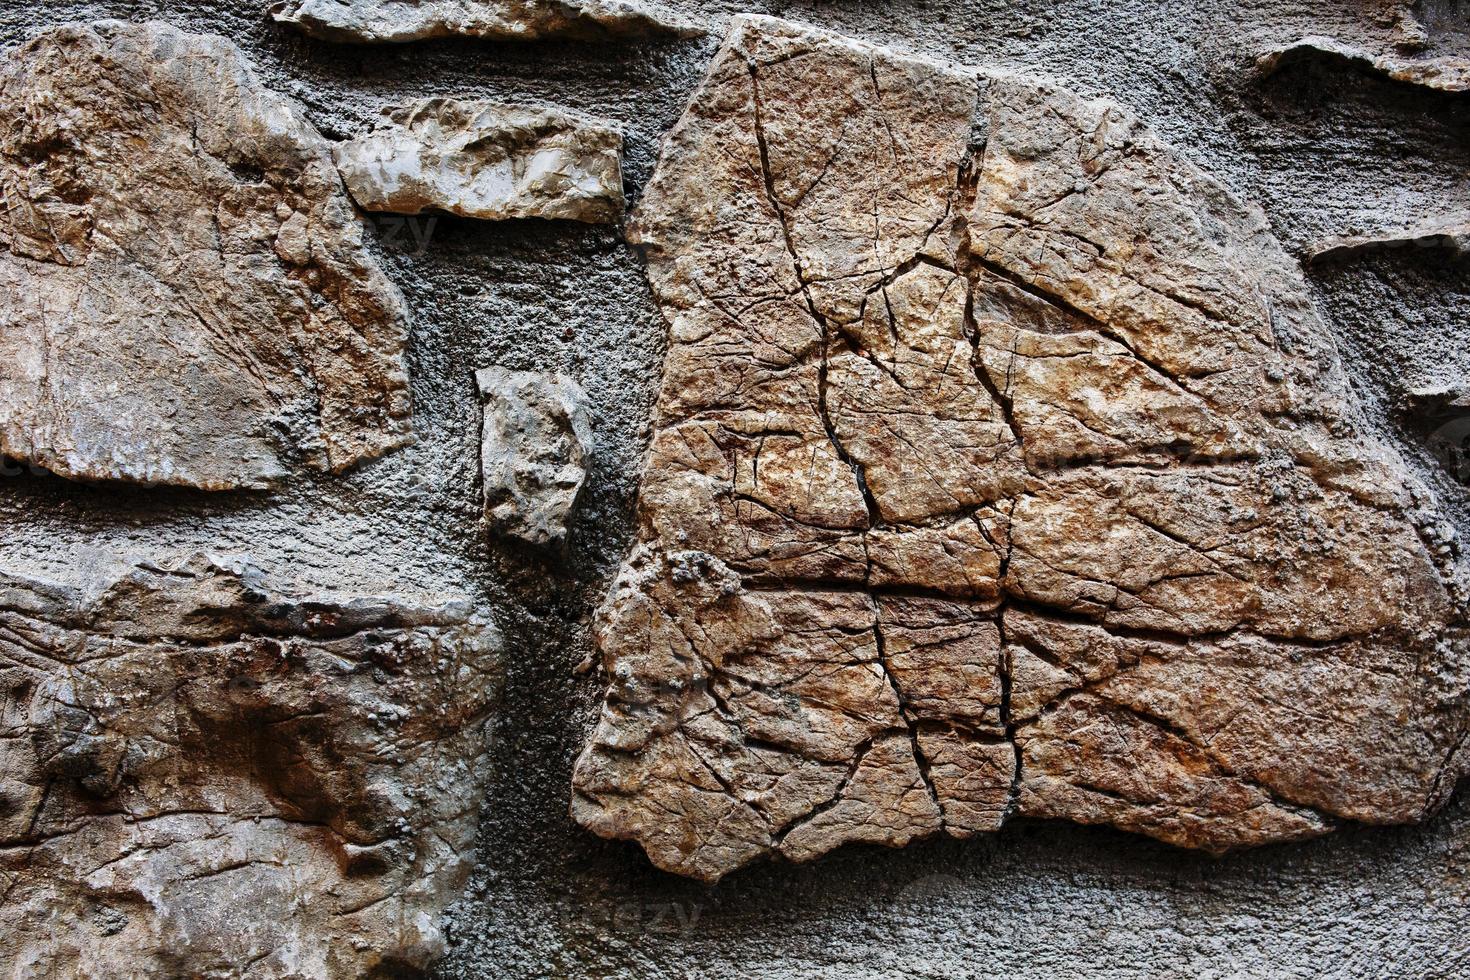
[337,99,624,223]
[476,366,594,546]
[0,22,414,489]
[270,0,702,43]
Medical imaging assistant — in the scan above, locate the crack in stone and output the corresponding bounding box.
[749,56,883,530]
[772,733,885,845]
[871,607,946,829]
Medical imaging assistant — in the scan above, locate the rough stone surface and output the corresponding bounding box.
[5,1,1470,978]
[477,366,594,547]
[571,15,1470,883]
[1258,33,1470,93]
[0,554,501,978]
[271,0,702,44]
[0,21,414,490]
[337,98,625,223]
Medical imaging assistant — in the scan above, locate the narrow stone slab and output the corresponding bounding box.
[270,0,703,43]
[1308,216,1470,262]
[1258,35,1470,93]
[477,366,593,547]
[0,21,414,489]
[570,15,1470,883]
[336,99,624,223]
[0,554,501,976]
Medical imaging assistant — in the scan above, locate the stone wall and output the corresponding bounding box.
[1,1,1467,977]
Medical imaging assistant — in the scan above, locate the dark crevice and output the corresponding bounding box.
[743,578,999,604]
[1002,593,1384,651]
[772,732,894,845]
[997,606,1023,821]
[964,252,1194,390]
[1067,779,1137,806]
[1424,722,1470,817]
[965,284,1027,449]
[685,740,753,819]
[952,131,1027,460]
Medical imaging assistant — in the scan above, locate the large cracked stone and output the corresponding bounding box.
[570,15,1470,883]
[336,99,625,223]
[0,21,414,490]
[0,554,500,977]
[270,0,702,44]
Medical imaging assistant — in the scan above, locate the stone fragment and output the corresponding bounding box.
[270,0,702,43]
[572,547,940,882]
[571,15,1470,882]
[476,366,594,547]
[1257,34,1470,93]
[0,21,414,489]
[336,99,625,223]
[0,554,501,977]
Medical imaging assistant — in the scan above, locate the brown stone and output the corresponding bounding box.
[570,15,1470,882]
[0,554,500,977]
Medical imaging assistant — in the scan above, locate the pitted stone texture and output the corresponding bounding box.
[571,15,1470,883]
[336,99,624,223]
[270,0,701,43]
[0,554,501,978]
[0,22,414,490]
[477,366,594,547]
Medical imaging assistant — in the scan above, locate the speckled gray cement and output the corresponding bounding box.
[2,2,1467,977]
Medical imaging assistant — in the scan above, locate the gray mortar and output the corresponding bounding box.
[1,1,1467,977]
